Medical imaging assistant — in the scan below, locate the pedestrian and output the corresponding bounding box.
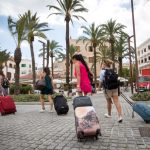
[72,54,92,96]
[0,71,5,96]
[2,74,9,96]
[39,67,54,113]
[99,60,123,123]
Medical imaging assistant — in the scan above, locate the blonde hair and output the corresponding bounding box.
[103,59,113,67]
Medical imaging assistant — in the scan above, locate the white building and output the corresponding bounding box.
[137,38,150,75]
[20,59,38,76]
[2,58,38,81]
[3,57,15,81]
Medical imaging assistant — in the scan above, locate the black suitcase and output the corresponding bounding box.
[53,95,69,115]
[73,96,93,109]
[121,93,150,123]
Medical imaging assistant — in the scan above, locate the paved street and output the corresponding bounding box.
[0,93,150,150]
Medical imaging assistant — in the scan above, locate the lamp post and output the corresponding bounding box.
[131,0,139,92]
[128,35,134,94]
[38,40,46,70]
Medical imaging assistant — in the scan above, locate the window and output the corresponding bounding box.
[9,63,12,68]
[149,56,150,60]
[29,64,31,68]
[144,48,146,52]
[145,58,147,62]
[89,57,94,63]
[21,71,26,74]
[141,50,143,54]
[88,46,93,52]
[141,59,143,63]
[21,64,26,67]
[148,45,150,50]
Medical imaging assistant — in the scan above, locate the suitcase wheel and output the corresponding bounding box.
[144,120,150,123]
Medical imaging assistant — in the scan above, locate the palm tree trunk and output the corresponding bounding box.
[93,46,97,89]
[71,62,73,81]
[30,42,36,90]
[66,21,70,89]
[111,42,115,70]
[118,56,122,76]
[14,47,21,94]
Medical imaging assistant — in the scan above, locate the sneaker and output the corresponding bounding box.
[118,116,123,123]
[48,109,54,113]
[104,113,111,118]
[39,109,46,113]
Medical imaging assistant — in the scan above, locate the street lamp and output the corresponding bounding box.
[130,0,139,92]
[38,40,46,69]
[128,35,134,94]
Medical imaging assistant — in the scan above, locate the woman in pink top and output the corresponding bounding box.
[72,54,92,96]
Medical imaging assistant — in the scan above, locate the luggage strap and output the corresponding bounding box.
[120,92,135,118]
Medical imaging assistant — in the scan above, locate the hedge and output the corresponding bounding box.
[11,93,71,102]
[131,91,150,101]
[11,94,46,102]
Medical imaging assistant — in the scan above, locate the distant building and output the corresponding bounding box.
[2,57,38,81]
[137,38,150,75]
[53,38,130,79]
[20,59,38,76]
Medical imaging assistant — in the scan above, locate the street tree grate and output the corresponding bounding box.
[139,127,150,137]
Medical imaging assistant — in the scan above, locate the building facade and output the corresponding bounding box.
[137,38,150,75]
[2,58,38,81]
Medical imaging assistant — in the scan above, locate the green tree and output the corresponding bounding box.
[8,15,26,94]
[78,23,103,85]
[0,48,10,71]
[96,42,111,67]
[115,32,128,76]
[101,19,126,69]
[23,10,50,89]
[47,0,88,88]
[39,40,63,77]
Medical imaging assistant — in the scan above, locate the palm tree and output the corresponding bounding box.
[78,23,103,85]
[8,15,26,94]
[115,32,128,76]
[23,10,50,89]
[100,19,126,70]
[69,44,77,81]
[47,0,88,88]
[0,48,10,71]
[39,40,63,77]
[96,42,111,67]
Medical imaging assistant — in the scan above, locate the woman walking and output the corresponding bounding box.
[72,54,92,96]
[39,67,54,112]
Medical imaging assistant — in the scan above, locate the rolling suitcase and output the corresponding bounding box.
[121,93,150,123]
[73,96,101,141]
[0,95,16,115]
[73,96,93,109]
[53,95,69,115]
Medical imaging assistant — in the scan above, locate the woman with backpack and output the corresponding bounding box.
[72,54,92,96]
[99,60,123,123]
[39,67,54,113]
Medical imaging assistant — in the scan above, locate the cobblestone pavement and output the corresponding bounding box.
[0,92,150,150]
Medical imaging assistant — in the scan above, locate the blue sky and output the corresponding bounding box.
[0,0,150,67]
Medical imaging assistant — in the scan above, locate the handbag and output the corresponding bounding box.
[35,79,46,90]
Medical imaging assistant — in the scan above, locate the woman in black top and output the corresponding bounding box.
[40,67,54,112]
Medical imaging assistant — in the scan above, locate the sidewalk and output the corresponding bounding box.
[0,92,150,150]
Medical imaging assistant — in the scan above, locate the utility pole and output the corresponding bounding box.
[46,40,50,68]
[39,40,46,70]
[131,0,139,92]
[128,35,134,94]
